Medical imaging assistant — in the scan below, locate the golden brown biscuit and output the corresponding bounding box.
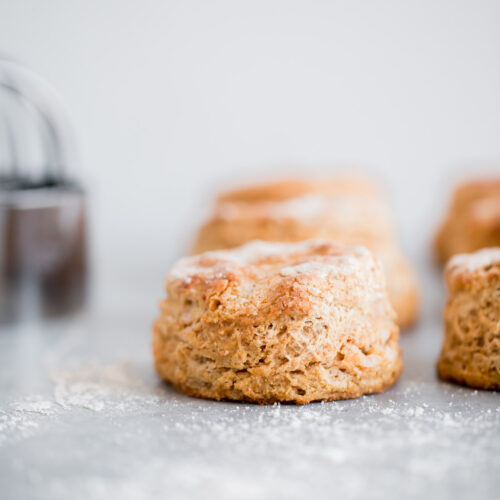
[153,240,402,404]
[192,177,419,329]
[434,178,500,263]
[437,248,500,390]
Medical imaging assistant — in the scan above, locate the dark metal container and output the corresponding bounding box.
[0,58,87,323]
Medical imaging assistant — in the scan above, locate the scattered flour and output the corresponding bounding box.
[0,398,55,445]
[34,379,500,500]
[2,359,499,500]
[0,412,39,445]
[0,361,159,446]
[51,361,158,411]
[13,399,55,415]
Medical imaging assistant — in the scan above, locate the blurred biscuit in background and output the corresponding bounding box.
[435,178,500,264]
[192,175,419,329]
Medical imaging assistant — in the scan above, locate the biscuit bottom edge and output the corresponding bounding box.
[437,359,500,391]
[155,357,403,405]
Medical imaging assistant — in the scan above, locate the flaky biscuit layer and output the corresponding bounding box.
[437,249,500,390]
[154,240,402,404]
[435,178,500,263]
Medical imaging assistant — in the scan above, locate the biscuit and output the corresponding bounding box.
[434,178,500,263]
[192,177,419,328]
[153,240,402,404]
[437,248,500,390]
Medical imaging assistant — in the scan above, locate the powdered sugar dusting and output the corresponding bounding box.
[279,256,363,279]
[268,194,331,219]
[271,194,391,225]
[169,239,372,282]
[447,247,500,273]
[216,193,392,228]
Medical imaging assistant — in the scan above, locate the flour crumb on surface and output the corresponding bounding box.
[1,357,499,500]
[51,361,158,412]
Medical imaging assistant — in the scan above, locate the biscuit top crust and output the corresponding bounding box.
[170,239,371,281]
[203,176,394,241]
[166,240,390,320]
[448,247,500,272]
[469,197,500,224]
[446,248,500,289]
[217,176,381,204]
[213,193,391,225]
[453,178,500,207]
